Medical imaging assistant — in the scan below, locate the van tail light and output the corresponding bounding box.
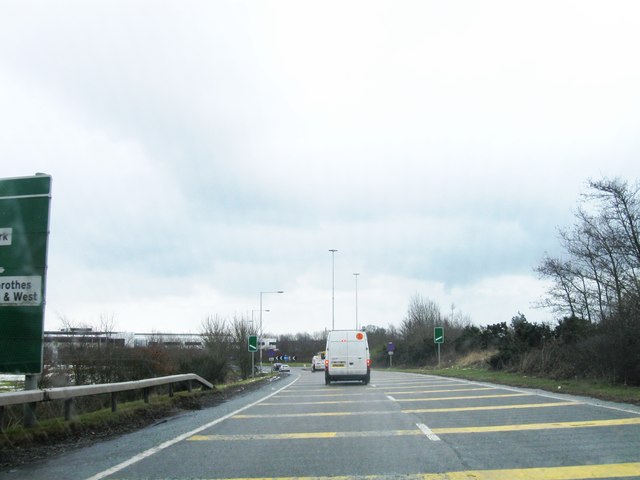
[367,359,371,367]
[325,359,329,368]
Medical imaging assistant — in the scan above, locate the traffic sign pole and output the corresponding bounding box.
[434,327,444,368]
[248,335,257,378]
[387,342,395,369]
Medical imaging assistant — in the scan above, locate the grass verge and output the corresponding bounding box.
[398,366,640,405]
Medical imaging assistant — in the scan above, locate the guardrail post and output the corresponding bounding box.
[187,380,192,393]
[111,392,117,412]
[143,387,150,404]
[168,383,174,397]
[23,374,38,428]
[0,406,5,433]
[64,398,74,421]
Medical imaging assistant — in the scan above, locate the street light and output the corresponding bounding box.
[329,249,337,330]
[353,273,360,330]
[251,309,269,329]
[259,290,283,372]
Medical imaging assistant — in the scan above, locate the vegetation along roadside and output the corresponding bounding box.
[400,366,640,406]
[0,375,274,469]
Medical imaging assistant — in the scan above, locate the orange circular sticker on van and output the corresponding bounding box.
[356,332,364,340]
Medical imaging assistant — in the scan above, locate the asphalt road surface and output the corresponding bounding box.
[2,368,640,479]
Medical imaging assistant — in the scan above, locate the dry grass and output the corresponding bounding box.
[454,349,497,368]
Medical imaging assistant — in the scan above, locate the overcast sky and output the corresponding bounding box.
[1,1,639,336]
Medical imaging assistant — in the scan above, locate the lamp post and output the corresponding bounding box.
[329,249,337,330]
[259,290,283,372]
[251,309,269,328]
[353,273,360,330]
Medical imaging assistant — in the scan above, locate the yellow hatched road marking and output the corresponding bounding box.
[432,417,640,434]
[402,401,579,413]
[385,386,495,395]
[262,393,528,406]
[380,383,476,391]
[261,399,388,405]
[372,379,450,384]
[190,417,640,441]
[277,392,372,398]
[393,393,530,402]
[188,430,421,441]
[233,411,387,419]
[279,388,373,394]
[196,462,640,479]
[234,402,579,418]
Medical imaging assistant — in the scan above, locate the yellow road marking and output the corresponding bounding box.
[279,387,375,394]
[233,411,387,419]
[432,417,640,434]
[190,417,640,441]
[402,401,579,413]
[385,386,495,395]
[234,402,579,418]
[262,393,528,406]
[261,399,388,405]
[393,393,530,402]
[377,383,463,389]
[195,462,640,479]
[277,392,372,398]
[372,379,448,384]
[188,430,420,441]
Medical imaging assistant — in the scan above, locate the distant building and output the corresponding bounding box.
[44,329,127,347]
[44,330,203,348]
[133,332,203,348]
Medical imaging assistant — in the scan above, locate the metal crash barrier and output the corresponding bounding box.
[0,373,213,429]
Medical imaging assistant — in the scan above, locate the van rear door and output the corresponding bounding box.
[326,330,369,378]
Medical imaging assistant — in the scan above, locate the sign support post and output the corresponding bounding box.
[248,335,257,378]
[434,327,444,368]
[387,342,395,368]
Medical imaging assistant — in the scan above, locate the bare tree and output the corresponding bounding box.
[538,178,640,323]
[229,315,254,379]
[201,315,231,358]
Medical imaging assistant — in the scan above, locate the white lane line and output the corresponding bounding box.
[417,423,441,441]
[386,395,397,402]
[84,376,300,480]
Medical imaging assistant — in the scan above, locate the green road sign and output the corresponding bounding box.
[0,175,52,374]
[434,326,444,344]
[248,335,258,352]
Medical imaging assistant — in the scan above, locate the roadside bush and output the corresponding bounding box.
[454,326,482,354]
[176,348,227,384]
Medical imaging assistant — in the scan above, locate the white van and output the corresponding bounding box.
[324,330,371,384]
[311,352,325,372]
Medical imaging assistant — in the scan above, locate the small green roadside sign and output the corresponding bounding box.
[0,174,52,374]
[434,326,444,344]
[248,335,258,352]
